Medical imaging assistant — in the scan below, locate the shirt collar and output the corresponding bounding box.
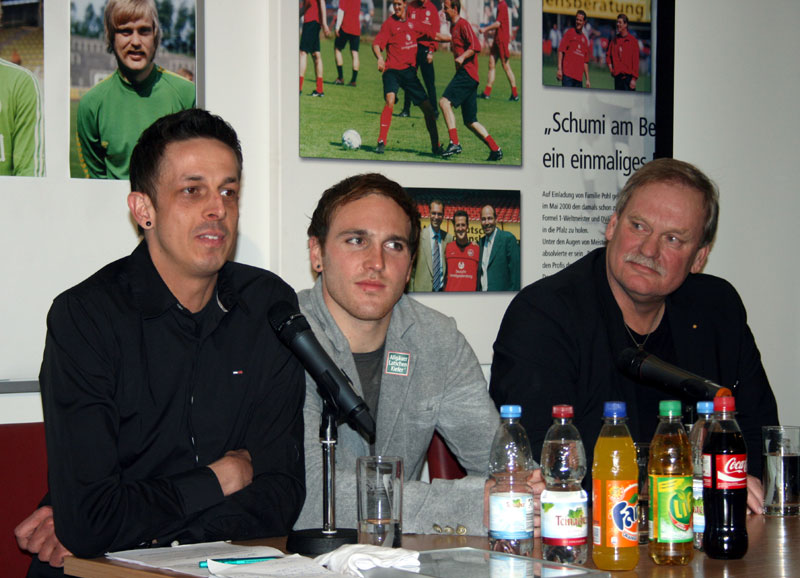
[126,240,241,319]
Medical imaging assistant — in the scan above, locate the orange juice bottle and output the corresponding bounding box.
[592,401,639,571]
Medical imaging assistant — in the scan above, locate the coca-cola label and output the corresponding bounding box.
[703,453,747,489]
[715,454,747,489]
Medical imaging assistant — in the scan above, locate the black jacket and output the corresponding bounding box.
[490,248,778,492]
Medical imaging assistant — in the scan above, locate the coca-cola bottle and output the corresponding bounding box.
[702,396,748,559]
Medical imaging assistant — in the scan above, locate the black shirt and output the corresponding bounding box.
[39,242,306,558]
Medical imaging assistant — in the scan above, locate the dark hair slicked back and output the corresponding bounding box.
[129,108,242,207]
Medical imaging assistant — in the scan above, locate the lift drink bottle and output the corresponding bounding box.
[648,400,693,565]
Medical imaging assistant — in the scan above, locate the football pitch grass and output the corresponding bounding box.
[300,37,522,165]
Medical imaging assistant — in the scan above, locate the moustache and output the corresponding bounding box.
[624,253,665,275]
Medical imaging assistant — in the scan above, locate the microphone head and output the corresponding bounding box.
[268,300,310,342]
[617,347,647,377]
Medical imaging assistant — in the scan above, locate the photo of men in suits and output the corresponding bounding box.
[478,204,520,291]
[408,199,452,291]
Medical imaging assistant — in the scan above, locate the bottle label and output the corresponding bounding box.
[540,489,588,546]
[693,477,705,533]
[692,478,706,534]
[592,480,638,548]
[703,453,747,489]
[489,492,534,539]
[649,474,693,543]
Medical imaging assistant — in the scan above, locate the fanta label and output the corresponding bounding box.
[650,474,693,543]
[592,480,638,547]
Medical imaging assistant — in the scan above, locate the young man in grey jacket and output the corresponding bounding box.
[294,173,542,536]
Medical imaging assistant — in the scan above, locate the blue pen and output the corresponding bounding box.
[199,555,279,568]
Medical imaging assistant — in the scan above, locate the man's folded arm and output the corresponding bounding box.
[178,345,307,542]
[42,295,230,557]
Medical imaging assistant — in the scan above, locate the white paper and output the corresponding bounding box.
[209,553,345,578]
[105,541,284,576]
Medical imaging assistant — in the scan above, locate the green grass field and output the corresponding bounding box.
[300,36,522,165]
[541,54,651,91]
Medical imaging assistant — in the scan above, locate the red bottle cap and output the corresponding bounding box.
[714,395,735,412]
[552,404,574,418]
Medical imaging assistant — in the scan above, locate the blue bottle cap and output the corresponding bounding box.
[500,405,522,418]
[696,401,714,415]
[603,401,627,418]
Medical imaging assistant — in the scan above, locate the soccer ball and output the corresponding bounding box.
[342,129,362,151]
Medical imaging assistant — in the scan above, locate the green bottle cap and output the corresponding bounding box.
[659,400,682,416]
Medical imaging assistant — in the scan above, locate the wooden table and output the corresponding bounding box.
[64,514,799,578]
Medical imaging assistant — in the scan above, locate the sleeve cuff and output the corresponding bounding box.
[171,467,225,516]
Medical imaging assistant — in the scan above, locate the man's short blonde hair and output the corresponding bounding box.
[104,0,162,54]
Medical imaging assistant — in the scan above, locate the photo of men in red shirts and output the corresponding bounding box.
[479,0,519,101]
[557,10,591,88]
[372,0,444,155]
[606,13,640,91]
[445,210,480,292]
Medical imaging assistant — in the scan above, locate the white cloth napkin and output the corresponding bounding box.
[315,544,420,578]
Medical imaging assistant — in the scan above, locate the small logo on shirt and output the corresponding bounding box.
[385,352,411,376]
[232,370,244,375]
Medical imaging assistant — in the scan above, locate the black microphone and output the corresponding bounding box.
[268,301,376,439]
[617,347,732,400]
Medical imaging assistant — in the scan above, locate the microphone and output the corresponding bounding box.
[268,301,376,439]
[617,347,732,400]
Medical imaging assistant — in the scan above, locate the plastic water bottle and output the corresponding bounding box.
[540,404,588,564]
[488,405,536,556]
[689,400,713,550]
[648,400,693,565]
[591,401,639,571]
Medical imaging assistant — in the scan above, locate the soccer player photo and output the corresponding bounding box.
[299,0,523,166]
[542,2,652,92]
[405,187,521,293]
[69,0,197,179]
[0,2,44,177]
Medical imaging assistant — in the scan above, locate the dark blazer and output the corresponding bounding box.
[489,248,778,492]
[478,228,520,291]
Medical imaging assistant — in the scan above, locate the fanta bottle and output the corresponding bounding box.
[592,401,639,571]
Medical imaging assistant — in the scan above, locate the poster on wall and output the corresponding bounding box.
[299,0,522,165]
[406,187,520,293]
[534,0,657,277]
[69,0,198,180]
[0,0,44,177]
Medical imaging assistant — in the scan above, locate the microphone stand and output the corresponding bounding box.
[286,400,358,555]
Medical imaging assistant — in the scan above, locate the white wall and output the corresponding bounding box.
[673,0,800,425]
[2,1,798,425]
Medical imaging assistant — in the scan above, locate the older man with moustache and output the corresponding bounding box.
[76,0,195,179]
[490,158,778,513]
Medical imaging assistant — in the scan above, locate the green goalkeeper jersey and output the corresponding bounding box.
[0,58,44,176]
[76,65,195,179]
